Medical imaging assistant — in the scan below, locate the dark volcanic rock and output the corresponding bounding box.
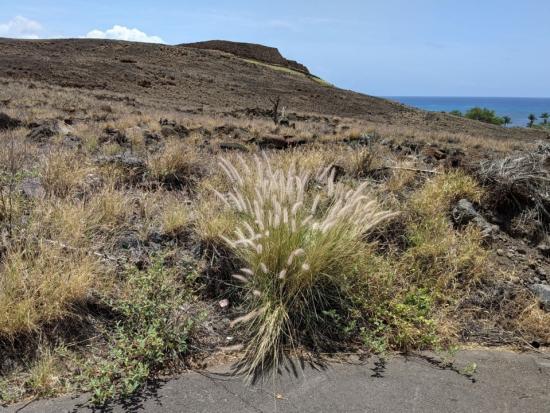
[344,133,376,147]
[99,127,128,146]
[182,40,310,74]
[95,154,147,182]
[143,130,161,146]
[62,134,82,149]
[257,135,289,150]
[452,199,498,238]
[536,242,550,256]
[0,112,21,130]
[114,230,142,250]
[96,153,146,169]
[530,284,550,311]
[257,135,307,150]
[219,141,249,152]
[214,125,253,141]
[20,177,45,199]
[160,119,189,138]
[26,121,69,142]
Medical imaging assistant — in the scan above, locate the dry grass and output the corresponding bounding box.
[161,196,191,236]
[517,301,550,343]
[41,150,94,198]
[0,242,98,338]
[148,139,206,189]
[26,349,63,397]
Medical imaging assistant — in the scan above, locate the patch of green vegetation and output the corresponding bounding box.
[239,57,333,86]
[449,107,512,126]
[365,289,438,351]
[463,107,505,125]
[81,257,200,405]
[0,379,19,405]
[530,112,550,129]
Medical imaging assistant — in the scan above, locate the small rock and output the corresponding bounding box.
[114,231,141,250]
[62,134,82,149]
[496,249,505,256]
[20,177,45,199]
[219,141,249,152]
[160,118,177,127]
[161,125,189,139]
[260,136,288,149]
[536,243,550,256]
[95,154,147,183]
[96,154,146,171]
[138,79,152,88]
[344,133,375,147]
[530,284,550,311]
[147,230,166,245]
[452,199,497,238]
[257,135,290,150]
[99,127,128,146]
[143,130,161,146]
[0,112,22,130]
[27,121,69,143]
[159,119,190,138]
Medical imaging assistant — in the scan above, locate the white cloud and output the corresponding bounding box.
[84,25,164,44]
[0,16,43,39]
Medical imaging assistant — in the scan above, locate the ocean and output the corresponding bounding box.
[386,97,550,127]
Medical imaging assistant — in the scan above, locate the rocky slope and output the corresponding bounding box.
[182,40,310,74]
[0,38,547,141]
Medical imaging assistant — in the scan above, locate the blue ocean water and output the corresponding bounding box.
[386,97,550,127]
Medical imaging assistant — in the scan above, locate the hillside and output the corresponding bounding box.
[0,38,547,141]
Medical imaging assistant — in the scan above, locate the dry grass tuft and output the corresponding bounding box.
[148,139,206,189]
[0,242,98,338]
[161,197,191,236]
[41,151,93,198]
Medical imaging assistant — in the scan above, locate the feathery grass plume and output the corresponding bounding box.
[215,153,397,377]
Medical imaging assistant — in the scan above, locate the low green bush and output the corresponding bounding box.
[82,257,198,405]
[463,107,505,125]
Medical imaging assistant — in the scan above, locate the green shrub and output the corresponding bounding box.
[83,257,198,405]
[464,107,504,126]
[357,172,488,351]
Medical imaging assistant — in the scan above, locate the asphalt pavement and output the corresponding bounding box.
[5,349,550,413]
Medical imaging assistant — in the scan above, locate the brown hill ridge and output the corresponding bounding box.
[182,40,310,74]
[0,38,547,141]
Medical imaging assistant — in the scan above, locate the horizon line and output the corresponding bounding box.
[384,95,550,99]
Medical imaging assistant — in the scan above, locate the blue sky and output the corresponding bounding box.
[1,0,549,97]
